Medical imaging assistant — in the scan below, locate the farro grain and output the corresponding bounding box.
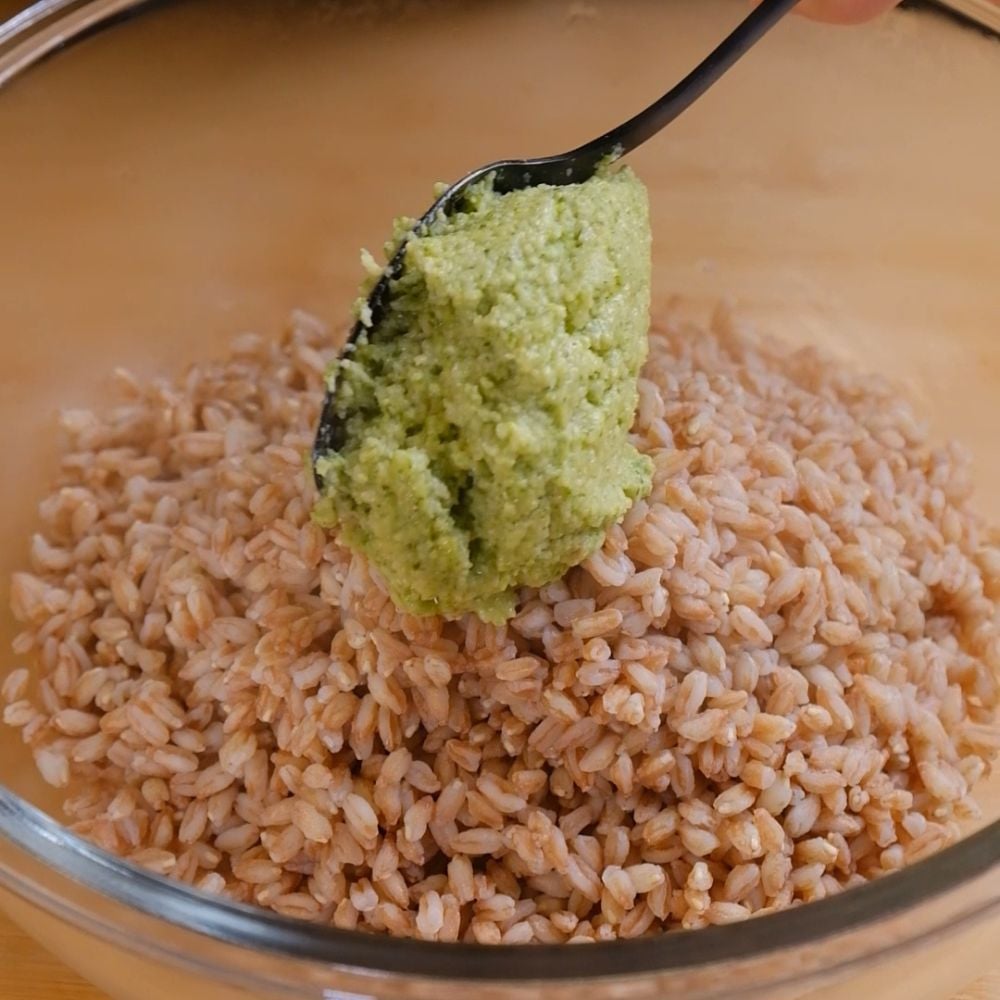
[3,306,998,943]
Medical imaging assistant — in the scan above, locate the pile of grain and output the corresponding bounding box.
[4,305,999,943]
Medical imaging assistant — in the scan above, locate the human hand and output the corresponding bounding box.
[797,0,901,23]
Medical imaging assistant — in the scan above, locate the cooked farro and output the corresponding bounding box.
[3,303,999,943]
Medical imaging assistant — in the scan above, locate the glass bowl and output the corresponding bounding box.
[0,1,998,998]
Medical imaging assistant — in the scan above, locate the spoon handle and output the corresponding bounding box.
[571,0,801,166]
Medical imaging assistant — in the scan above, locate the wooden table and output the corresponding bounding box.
[0,909,996,1000]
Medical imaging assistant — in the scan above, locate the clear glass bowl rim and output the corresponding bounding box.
[0,0,997,985]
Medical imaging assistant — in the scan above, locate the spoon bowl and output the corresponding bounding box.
[311,0,799,469]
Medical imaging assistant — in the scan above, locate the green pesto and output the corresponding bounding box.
[314,169,652,623]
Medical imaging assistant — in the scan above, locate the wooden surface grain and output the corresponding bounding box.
[0,910,996,1000]
[1,915,103,1000]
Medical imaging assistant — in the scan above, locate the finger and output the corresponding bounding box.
[795,0,900,24]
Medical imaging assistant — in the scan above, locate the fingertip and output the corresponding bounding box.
[795,0,900,24]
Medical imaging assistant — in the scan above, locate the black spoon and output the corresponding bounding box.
[313,0,799,472]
